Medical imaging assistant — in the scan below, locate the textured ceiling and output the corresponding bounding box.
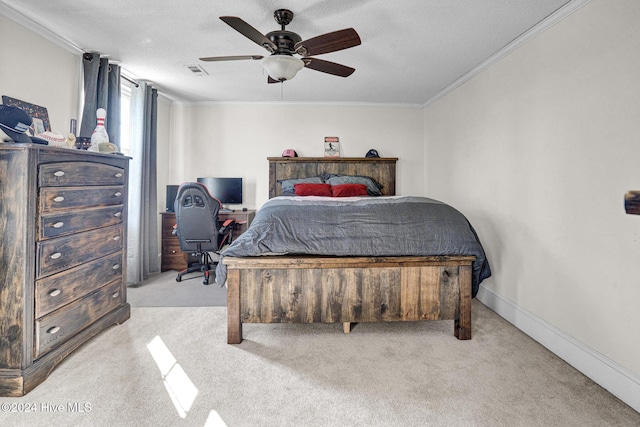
[0,0,575,104]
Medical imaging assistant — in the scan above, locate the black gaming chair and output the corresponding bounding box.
[173,182,235,285]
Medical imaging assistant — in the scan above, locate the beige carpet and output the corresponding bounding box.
[127,270,227,307]
[1,301,638,427]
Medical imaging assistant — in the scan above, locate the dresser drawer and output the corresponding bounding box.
[163,241,184,257]
[161,242,188,271]
[162,215,177,237]
[39,162,125,187]
[37,224,123,279]
[40,186,125,212]
[35,252,123,318]
[35,279,123,358]
[39,205,124,239]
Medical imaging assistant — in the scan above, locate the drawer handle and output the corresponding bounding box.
[53,171,65,177]
[171,250,176,254]
[112,264,120,270]
[115,173,123,178]
[50,252,62,260]
[49,289,62,297]
[47,326,61,334]
[53,221,65,229]
[112,292,120,298]
[114,192,122,197]
[113,236,121,241]
[53,196,65,202]
[114,212,122,217]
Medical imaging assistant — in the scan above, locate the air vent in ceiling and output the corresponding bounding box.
[184,64,209,76]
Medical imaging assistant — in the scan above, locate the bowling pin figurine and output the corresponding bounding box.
[88,108,109,151]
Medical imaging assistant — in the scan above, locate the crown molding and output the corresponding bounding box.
[173,100,423,109]
[0,4,84,55]
[423,0,593,108]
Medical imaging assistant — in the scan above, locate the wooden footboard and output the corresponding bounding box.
[224,255,475,344]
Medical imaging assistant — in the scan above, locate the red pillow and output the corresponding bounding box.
[294,183,332,197]
[331,183,369,197]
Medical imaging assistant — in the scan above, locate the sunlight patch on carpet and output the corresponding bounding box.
[147,335,199,418]
[204,410,229,427]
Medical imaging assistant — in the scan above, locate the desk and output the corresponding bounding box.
[160,210,255,272]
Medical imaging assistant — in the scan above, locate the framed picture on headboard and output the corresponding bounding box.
[324,136,340,157]
[1,95,51,134]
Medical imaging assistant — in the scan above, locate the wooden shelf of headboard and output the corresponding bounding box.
[268,157,398,198]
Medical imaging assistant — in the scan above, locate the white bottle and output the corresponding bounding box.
[88,108,109,151]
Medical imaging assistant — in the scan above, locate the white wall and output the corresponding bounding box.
[0,15,81,137]
[424,0,640,390]
[167,103,424,209]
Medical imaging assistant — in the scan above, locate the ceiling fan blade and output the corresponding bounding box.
[295,28,361,56]
[303,57,355,77]
[199,55,263,62]
[220,16,277,52]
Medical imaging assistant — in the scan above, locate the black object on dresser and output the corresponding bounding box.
[0,144,131,396]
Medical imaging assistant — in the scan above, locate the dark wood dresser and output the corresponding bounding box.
[0,144,130,396]
[160,210,255,272]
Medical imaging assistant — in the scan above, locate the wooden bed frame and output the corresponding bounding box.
[224,157,475,344]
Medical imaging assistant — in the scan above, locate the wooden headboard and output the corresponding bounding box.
[268,157,398,198]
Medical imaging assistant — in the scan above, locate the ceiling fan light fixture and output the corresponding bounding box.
[261,55,304,81]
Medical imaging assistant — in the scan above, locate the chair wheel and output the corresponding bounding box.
[203,278,209,285]
[176,276,182,282]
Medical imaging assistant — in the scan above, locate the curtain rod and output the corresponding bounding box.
[84,52,141,88]
[121,75,139,88]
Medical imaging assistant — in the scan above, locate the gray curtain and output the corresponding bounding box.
[127,81,159,284]
[80,53,121,148]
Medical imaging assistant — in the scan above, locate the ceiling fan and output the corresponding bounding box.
[199,9,361,83]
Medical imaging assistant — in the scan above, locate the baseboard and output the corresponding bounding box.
[476,285,640,413]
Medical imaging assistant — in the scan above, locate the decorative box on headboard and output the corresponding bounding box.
[267,157,398,198]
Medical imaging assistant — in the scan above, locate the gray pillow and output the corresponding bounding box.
[278,176,324,196]
[326,175,383,196]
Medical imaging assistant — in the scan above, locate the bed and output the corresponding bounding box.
[218,157,491,344]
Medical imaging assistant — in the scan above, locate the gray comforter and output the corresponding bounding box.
[215,196,491,296]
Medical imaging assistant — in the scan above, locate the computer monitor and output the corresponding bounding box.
[165,185,179,212]
[197,177,243,205]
